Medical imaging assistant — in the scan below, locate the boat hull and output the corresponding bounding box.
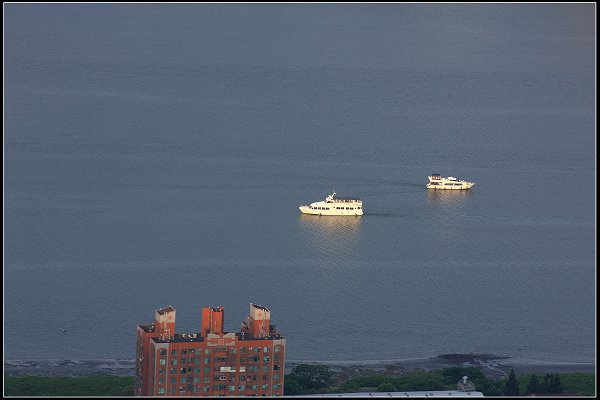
[426,183,474,190]
[299,206,363,216]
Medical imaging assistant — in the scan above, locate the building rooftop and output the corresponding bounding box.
[148,330,284,344]
[156,306,175,315]
[236,331,284,341]
[250,303,270,311]
[301,390,484,397]
[152,333,205,344]
[139,324,155,333]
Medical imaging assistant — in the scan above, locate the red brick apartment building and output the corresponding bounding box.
[135,304,285,396]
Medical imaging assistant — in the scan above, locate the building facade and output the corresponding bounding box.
[135,304,285,397]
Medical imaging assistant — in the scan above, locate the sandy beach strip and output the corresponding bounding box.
[4,354,595,379]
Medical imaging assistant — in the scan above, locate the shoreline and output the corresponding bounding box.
[4,354,595,380]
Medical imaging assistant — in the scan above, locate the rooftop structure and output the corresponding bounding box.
[301,390,484,397]
[135,304,285,397]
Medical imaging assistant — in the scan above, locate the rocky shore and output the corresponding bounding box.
[4,354,595,381]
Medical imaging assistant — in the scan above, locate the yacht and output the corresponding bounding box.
[299,192,363,216]
[427,174,475,190]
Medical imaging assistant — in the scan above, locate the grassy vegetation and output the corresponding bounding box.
[514,372,597,397]
[285,364,595,397]
[3,370,595,397]
[338,366,506,396]
[4,376,134,396]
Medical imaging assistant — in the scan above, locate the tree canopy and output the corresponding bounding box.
[505,369,519,396]
[287,364,335,390]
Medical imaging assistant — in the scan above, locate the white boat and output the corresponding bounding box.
[299,192,363,216]
[426,174,475,190]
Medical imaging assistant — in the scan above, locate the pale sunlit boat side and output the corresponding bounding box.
[299,192,363,216]
[426,174,475,190]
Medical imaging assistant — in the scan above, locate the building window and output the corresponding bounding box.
[273,374,279,381]
[204,358,211,364]
[158,378,165,385]
[204,377,210,383]
[203,386,209,392]
[181,349,187,355]
[180,368,187,374]
[274,355,280,361]
[181,377,187,384]
[263,347,269,352]
[262,384,268,390]
[229,386,235,392]
[159,358,166,365]
[263,356,270,362]
[241,347,246,353]
[170,359,177,365]
[158,387,165,394]
[262,366,269,372]
[274,346,280,352]
[170,387,176,394]
[239,385,245,391]
[159,349,167,355]
[205,349,211,354]
[230,347,237,354]
[170,368,177,374]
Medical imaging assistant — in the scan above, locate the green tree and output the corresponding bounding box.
[288,364,335,390]
[525,374,540,395]
[550,373,562,394]
[541,373,552,393]
[505,369,520,396]
[377,382,397,392]
[283,377,302,395]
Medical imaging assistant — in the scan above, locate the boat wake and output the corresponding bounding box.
[363,212,407,218]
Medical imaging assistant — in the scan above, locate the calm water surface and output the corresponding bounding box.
[4,4,596,362]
